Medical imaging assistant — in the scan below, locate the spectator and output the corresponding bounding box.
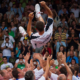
[54,36,66,54]
[6,6,14,19]
[11,4,17,14]
[71,58,77,65]
[1,37,13,62]
[1,56,13,70]
[0,3,7,15]
[9,51,16,65]
[71,3,80,18]
[4,30,15,47]
[0,53,4,66]
[8,26,15,38]
[11,21,17,36]
[57,45,66,56]
[67,45,77,57]
[0,28,3,40]
[0,69,11,80]
[67,29,79,49]
[54,26,66,42]
[0,21,7,31]
[58,4,68,16]
[12,68,25,80]
[66,51,79,64]
[58,17,68,30]
[15,54,25,68]
[22,39,33,56]
[16,41,23,58]
[18,3,24,19]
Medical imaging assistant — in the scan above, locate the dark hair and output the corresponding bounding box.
[36,21,44,32]
[12,68,19,79]
[5,37,9,40]
[3,56,7,59]
[70,67,74,75]
[74,65,79,76]
[57,26,62,29]
[59,45,65,54]
[59,66,67,76]
[71,58,76,64]
[25,71,34,80]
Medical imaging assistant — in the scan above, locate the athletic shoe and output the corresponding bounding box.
[19,26,27,36]
[35,4,41,18]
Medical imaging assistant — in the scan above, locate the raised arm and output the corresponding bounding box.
[40,1,53,18]
[60,55,72,80]
[27,12,34,37]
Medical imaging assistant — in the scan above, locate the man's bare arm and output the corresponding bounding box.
[40,1,53,18]
[60,55,72,80]
[27,12,34,37]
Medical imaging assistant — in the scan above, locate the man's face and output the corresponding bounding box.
[7,68,13,78]
[72,60,75,65]
[58,27,62,32]
[3,58,7,63]
[2,22,5,27]
[58,36,62,41]
[70,51,74,57]
[5,38,9,43]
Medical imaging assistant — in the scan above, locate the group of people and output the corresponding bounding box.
[0,0,80,80]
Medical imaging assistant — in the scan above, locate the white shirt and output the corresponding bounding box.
[6,11,14,19]
[15,59,25,63]
[1,63,13,70]
[4,35,15,43]
[34,68,44,80]
[72,75,78,80]
[50,73,58,80]
[1,42,13,56]
[71,9,80,18]
[20,37,25,45]
[38,76,45,80]
[31,17,53,49]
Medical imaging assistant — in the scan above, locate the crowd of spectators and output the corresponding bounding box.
[0,0,80,80]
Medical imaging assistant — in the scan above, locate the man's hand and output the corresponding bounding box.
[40,1,46,7]
[47,55,52,62]
[28,12,34,20]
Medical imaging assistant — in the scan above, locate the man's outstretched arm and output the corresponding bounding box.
[27,12,34,37]
[40,1,53,18]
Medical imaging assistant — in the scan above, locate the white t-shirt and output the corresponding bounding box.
[1,63,13,70]
[34,68,44,80]
[71,9,80,18]
[50,73,58,80]
[4,35,15,43]
[15,59,25,63]
[30,17,53,49]
[38,76,45,80]
[77,77,80,80]
[72,75,78,80]
[1,42,13,56]
[20,37,25,45]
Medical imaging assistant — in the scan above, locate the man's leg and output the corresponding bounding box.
[35,4,45,24]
